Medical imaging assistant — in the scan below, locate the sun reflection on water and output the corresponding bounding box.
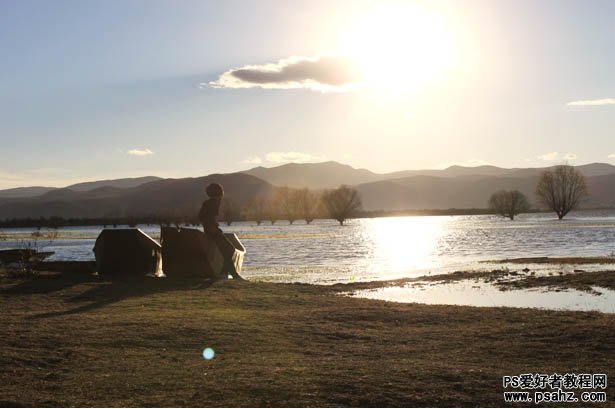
[364,216,446,275]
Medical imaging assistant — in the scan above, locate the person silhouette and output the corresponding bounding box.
[198,183,245,280]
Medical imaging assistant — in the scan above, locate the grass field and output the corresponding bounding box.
[1,268,614,407]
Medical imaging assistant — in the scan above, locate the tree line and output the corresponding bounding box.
[224,185,362,226]
[489,164,588,220]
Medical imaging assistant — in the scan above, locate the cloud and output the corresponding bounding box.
[126,148,154,156]
[562,153,578,160]
[537,152,559,161]
[265,151,326,164]
[566,98,615,106]
[207,56,362,92]
[238,156,262,165]
[608,153,615,159]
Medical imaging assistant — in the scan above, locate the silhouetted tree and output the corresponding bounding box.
[220,198,241,226]
[275,186,301,224]
[322,185,362,226]
[296,188,321,224]
[488,190,530,220]
[243,195,269,225]
[536,165,588,220]
[264,195,280,225]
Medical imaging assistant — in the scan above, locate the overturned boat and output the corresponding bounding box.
[93,228,162,276]
[160,226,245,279]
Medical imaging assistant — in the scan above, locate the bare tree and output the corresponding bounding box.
[536,165,588,220]
[220,198,241,226]
[488,190,530,220]
[243,195,269,225]
[265,196,279,225]
[322,185,362,226]
[295,188,321,224]
[275,186,301,224]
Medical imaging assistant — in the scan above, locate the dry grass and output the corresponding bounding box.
[1,269,614,407]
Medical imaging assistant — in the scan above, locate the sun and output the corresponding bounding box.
[338,2,455,95]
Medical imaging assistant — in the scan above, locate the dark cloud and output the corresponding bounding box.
[208,56,362,91]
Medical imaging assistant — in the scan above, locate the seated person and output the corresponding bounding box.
[198,183,245,280]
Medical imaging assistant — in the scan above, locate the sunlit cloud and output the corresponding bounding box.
[537,152,559,161]
[238,156,262,165]
[608,153,615,159]
[563,153,578,160]
[566,98,615,106]
[265,151,326,164]
[207,56,362,92]
[126,148,154,156]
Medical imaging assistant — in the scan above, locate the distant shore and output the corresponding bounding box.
[2,207,615,228]
[1,263,613,407]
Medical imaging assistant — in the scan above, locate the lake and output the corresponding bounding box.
[2,210,615,285]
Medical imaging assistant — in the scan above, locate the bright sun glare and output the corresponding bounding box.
[338,3,455,95]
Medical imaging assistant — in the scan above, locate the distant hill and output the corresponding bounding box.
[384,165,515,180]
[0,186,56,199]
[66,176,162,192]
[0,176,162,199]
[480,163,615,179]
[0,173,272,219]
[356,173,615,211]
[2,162,614,219]
[243,161,615,189]
[243,161,381,189]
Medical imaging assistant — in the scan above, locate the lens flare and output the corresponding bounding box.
[202,347,215,360]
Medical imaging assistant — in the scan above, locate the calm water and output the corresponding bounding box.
[349,281,615,314]
[2,210,615,284]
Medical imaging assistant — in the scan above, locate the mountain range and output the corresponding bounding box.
[0,174,271,219]
[243,161,615,187]
[1,162,614,219]
[0,176,162,199]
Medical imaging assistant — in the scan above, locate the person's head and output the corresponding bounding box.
[206,182,224,198]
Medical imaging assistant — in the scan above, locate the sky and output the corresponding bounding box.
[0,0,614,189]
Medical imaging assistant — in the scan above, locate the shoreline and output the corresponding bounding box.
[3,207,615,228]
[6,257,615,295]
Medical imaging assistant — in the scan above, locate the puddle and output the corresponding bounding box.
[348,280,615,313]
